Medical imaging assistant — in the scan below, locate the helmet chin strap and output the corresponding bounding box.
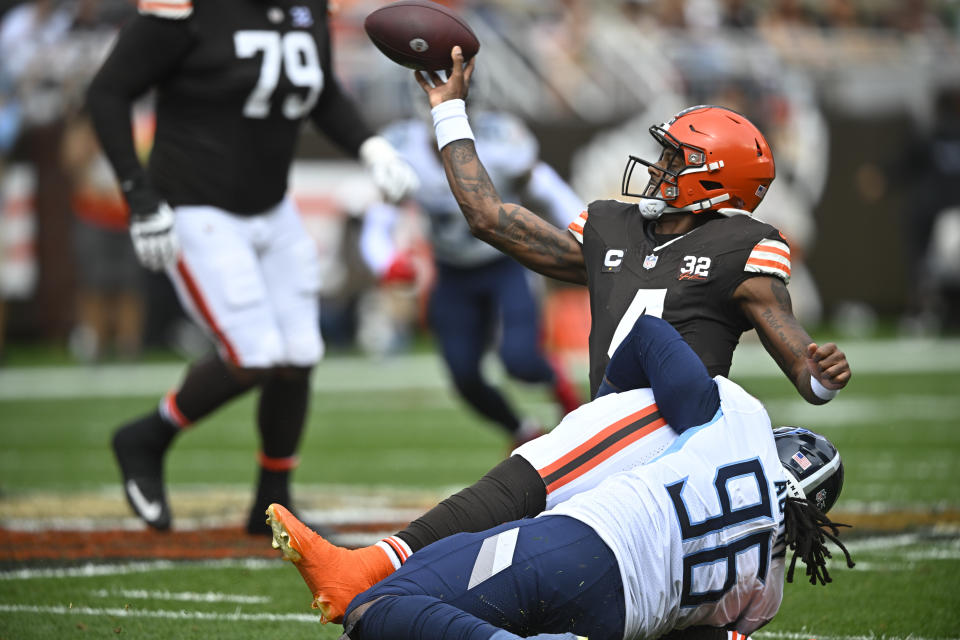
[784,470,807,501]
[636,197,753,221]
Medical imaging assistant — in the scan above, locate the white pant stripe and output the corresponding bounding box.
[467,527,519,590]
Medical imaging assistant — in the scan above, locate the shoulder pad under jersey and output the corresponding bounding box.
[699,215,792,284]
[745,234,791,283]
[138,0,192,19]
[568,199,633,244]
[718,216,792,283]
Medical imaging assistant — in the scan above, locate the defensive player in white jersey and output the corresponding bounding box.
[267,315,853,639]
[361,112,585,445]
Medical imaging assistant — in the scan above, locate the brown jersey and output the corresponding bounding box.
[568,200,791,396]
[87,0,372,215]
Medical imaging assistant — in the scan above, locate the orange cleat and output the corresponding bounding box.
[266,503,395,624]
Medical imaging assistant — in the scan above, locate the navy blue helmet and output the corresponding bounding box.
[774,426,844,513]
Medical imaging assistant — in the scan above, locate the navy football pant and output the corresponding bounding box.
[429,258,555,433]
[345,515,625,640]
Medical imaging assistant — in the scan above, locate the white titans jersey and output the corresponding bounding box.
[548,377,788,638]
[381,113,538,268]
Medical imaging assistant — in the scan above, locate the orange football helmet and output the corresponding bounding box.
[622,105,776,219]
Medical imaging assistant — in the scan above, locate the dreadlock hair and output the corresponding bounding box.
[783,497,856,585]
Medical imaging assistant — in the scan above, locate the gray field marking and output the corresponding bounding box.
[1,338,958,400]
[0,605,952,640]
[0,603,321,623]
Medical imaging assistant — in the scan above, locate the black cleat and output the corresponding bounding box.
[246,501,278,536]
[112,419,173,531]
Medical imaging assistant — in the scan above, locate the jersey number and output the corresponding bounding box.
[681,255,711,277]
[234,31,323,120]
[666,459,773,606]
[607,288,666,357]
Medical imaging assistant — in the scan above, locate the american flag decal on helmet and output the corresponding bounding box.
[745,238,790,283]
[792,451,812,470]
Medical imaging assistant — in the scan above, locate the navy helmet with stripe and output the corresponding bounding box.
[774,426,844,514]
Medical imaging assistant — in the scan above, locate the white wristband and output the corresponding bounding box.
[810,375,838,401]
[431,99,474,151]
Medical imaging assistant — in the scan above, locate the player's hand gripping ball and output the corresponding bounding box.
[364,0,479,71]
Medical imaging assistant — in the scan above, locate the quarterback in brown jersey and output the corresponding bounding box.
[256,47,852,625]
[418,48,850,402]
[86,0,419,534]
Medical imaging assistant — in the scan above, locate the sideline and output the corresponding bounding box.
[1,338,959,400]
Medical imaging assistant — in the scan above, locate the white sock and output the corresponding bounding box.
[375,535,413,570]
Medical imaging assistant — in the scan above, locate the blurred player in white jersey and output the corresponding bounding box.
[270,314,853,639]
[361,111,584,446]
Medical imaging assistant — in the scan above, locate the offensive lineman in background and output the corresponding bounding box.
[85,0,419,534]
[360,110,584,448]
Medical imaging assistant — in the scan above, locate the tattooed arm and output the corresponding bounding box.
[735,276,851,404]
[415,47,587,284]
[440,140,587,283]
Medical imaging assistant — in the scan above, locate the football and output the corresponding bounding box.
[364,0,480,71]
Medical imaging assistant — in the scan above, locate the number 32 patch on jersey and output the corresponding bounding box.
[679,255,711,280]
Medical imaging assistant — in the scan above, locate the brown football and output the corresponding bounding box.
[364,0,480,71]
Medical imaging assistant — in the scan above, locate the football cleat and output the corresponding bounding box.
[248,500,284,536]
[247,486,293,536]
[112,422,171,531]
[266,503,395,623]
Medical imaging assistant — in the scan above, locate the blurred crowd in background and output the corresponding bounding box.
[0,0,958,364]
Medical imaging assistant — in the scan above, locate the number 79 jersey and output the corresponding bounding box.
[120,0,334,214]
[570,199,791,396]
[548,377,788,638]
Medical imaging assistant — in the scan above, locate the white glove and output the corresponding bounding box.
[359,135,420,203]
[130,202,179,271]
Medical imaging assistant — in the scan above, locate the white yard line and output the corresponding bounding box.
[761,394,960,426]
[88,588,270,604]
[0,603,320,623]
[0,558,279,581]
[755,632,957,640]
[0,605,952,640]
[1,482,954,533]
[1,338,958,400]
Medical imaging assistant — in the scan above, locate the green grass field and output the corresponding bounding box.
[1,338,959,639]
